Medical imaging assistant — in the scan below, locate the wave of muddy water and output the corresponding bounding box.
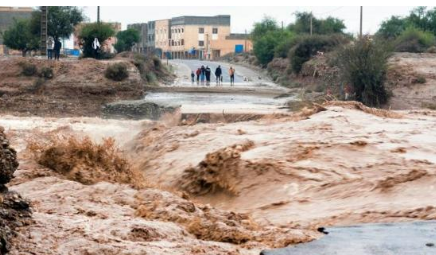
[3,105,436,253]
[130,105,436,227]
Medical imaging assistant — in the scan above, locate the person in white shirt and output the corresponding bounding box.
[47,37,54,60]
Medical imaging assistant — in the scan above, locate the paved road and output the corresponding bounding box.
[170,59,277,88]
[261,221,436,255]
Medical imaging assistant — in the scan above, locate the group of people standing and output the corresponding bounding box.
[46,37,62,60]
[191,65,235,86]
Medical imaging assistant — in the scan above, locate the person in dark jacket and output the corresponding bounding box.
[215,65,222,85]
[200,65,206,85]
[196,68,201,84]
[53,38,62,61]
[205,66,211,85]
[191,71,195,85]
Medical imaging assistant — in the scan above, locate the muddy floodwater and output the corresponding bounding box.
[144,92,295,114]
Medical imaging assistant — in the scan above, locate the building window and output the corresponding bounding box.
[213,28,218,34]
[181,39,184,45]
[199,41,204,47]
[181,28,184,33]
[199,27,204,34]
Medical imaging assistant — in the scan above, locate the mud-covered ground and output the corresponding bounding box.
[3,102,436,254]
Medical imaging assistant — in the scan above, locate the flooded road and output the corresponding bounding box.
[262,221,436,255]
[140,60,295,114]
[143,91,294,114]
[170,59,277,87]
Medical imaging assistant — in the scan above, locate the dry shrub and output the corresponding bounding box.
[179,140,255,195]
[28,135,144,188]
[105,63,129,81]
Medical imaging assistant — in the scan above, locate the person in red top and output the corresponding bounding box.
[195,68,201,85]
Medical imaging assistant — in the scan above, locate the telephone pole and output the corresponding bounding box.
[360,6,363,38]
[244,29,247,53]
[97,6,100,23]
[40,6,48,56]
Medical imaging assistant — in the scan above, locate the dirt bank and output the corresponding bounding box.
[0,55,174,117]
[387,53,436,110]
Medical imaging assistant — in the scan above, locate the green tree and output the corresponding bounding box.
[30,6,84,40]
[78,22,115,58]
[288,12,346,35]
[251,16,279,41]
[114,28,140,53]
[319,17,346,34]
[376,16,407,40]
[253,30,293,66]
[3,19,39,56]
[394,26,435,53]
[289,34,348,74]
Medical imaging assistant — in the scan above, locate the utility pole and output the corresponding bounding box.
[360,6,363,38]
[244,29,247,53]
[97,6,100,23]
[205,33,209,60]
[40,6,48,56]
[310,12,313,36]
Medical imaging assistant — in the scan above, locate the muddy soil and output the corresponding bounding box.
[0,57,144,117]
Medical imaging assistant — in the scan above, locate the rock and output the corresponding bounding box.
[102,100,181,120]
[0,126,31,254]
[0,130,18,185]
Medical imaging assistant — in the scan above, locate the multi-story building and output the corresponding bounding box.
[146,21,155,52]
[127,23,148,53]
[154,19,170,58]
[126,15,253,59]
[169,15,232,59]
[0,7,33,55]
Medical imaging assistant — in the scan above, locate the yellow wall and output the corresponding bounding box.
[172,25,231,52]
[155,19,170,52]
[210,38,252,57]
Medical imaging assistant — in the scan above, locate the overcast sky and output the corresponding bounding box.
[80,6,421,35]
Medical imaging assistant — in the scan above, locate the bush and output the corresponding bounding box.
[253,30,294,66]
[105,63,129,81]
[289,34,349,74]
[336,39,392,107]
[427,46,436,53]
[394,27,435,53]
[413,75,426,84]
[39,67,54,79]
[274,36,297,58]
[19,62,37,76]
